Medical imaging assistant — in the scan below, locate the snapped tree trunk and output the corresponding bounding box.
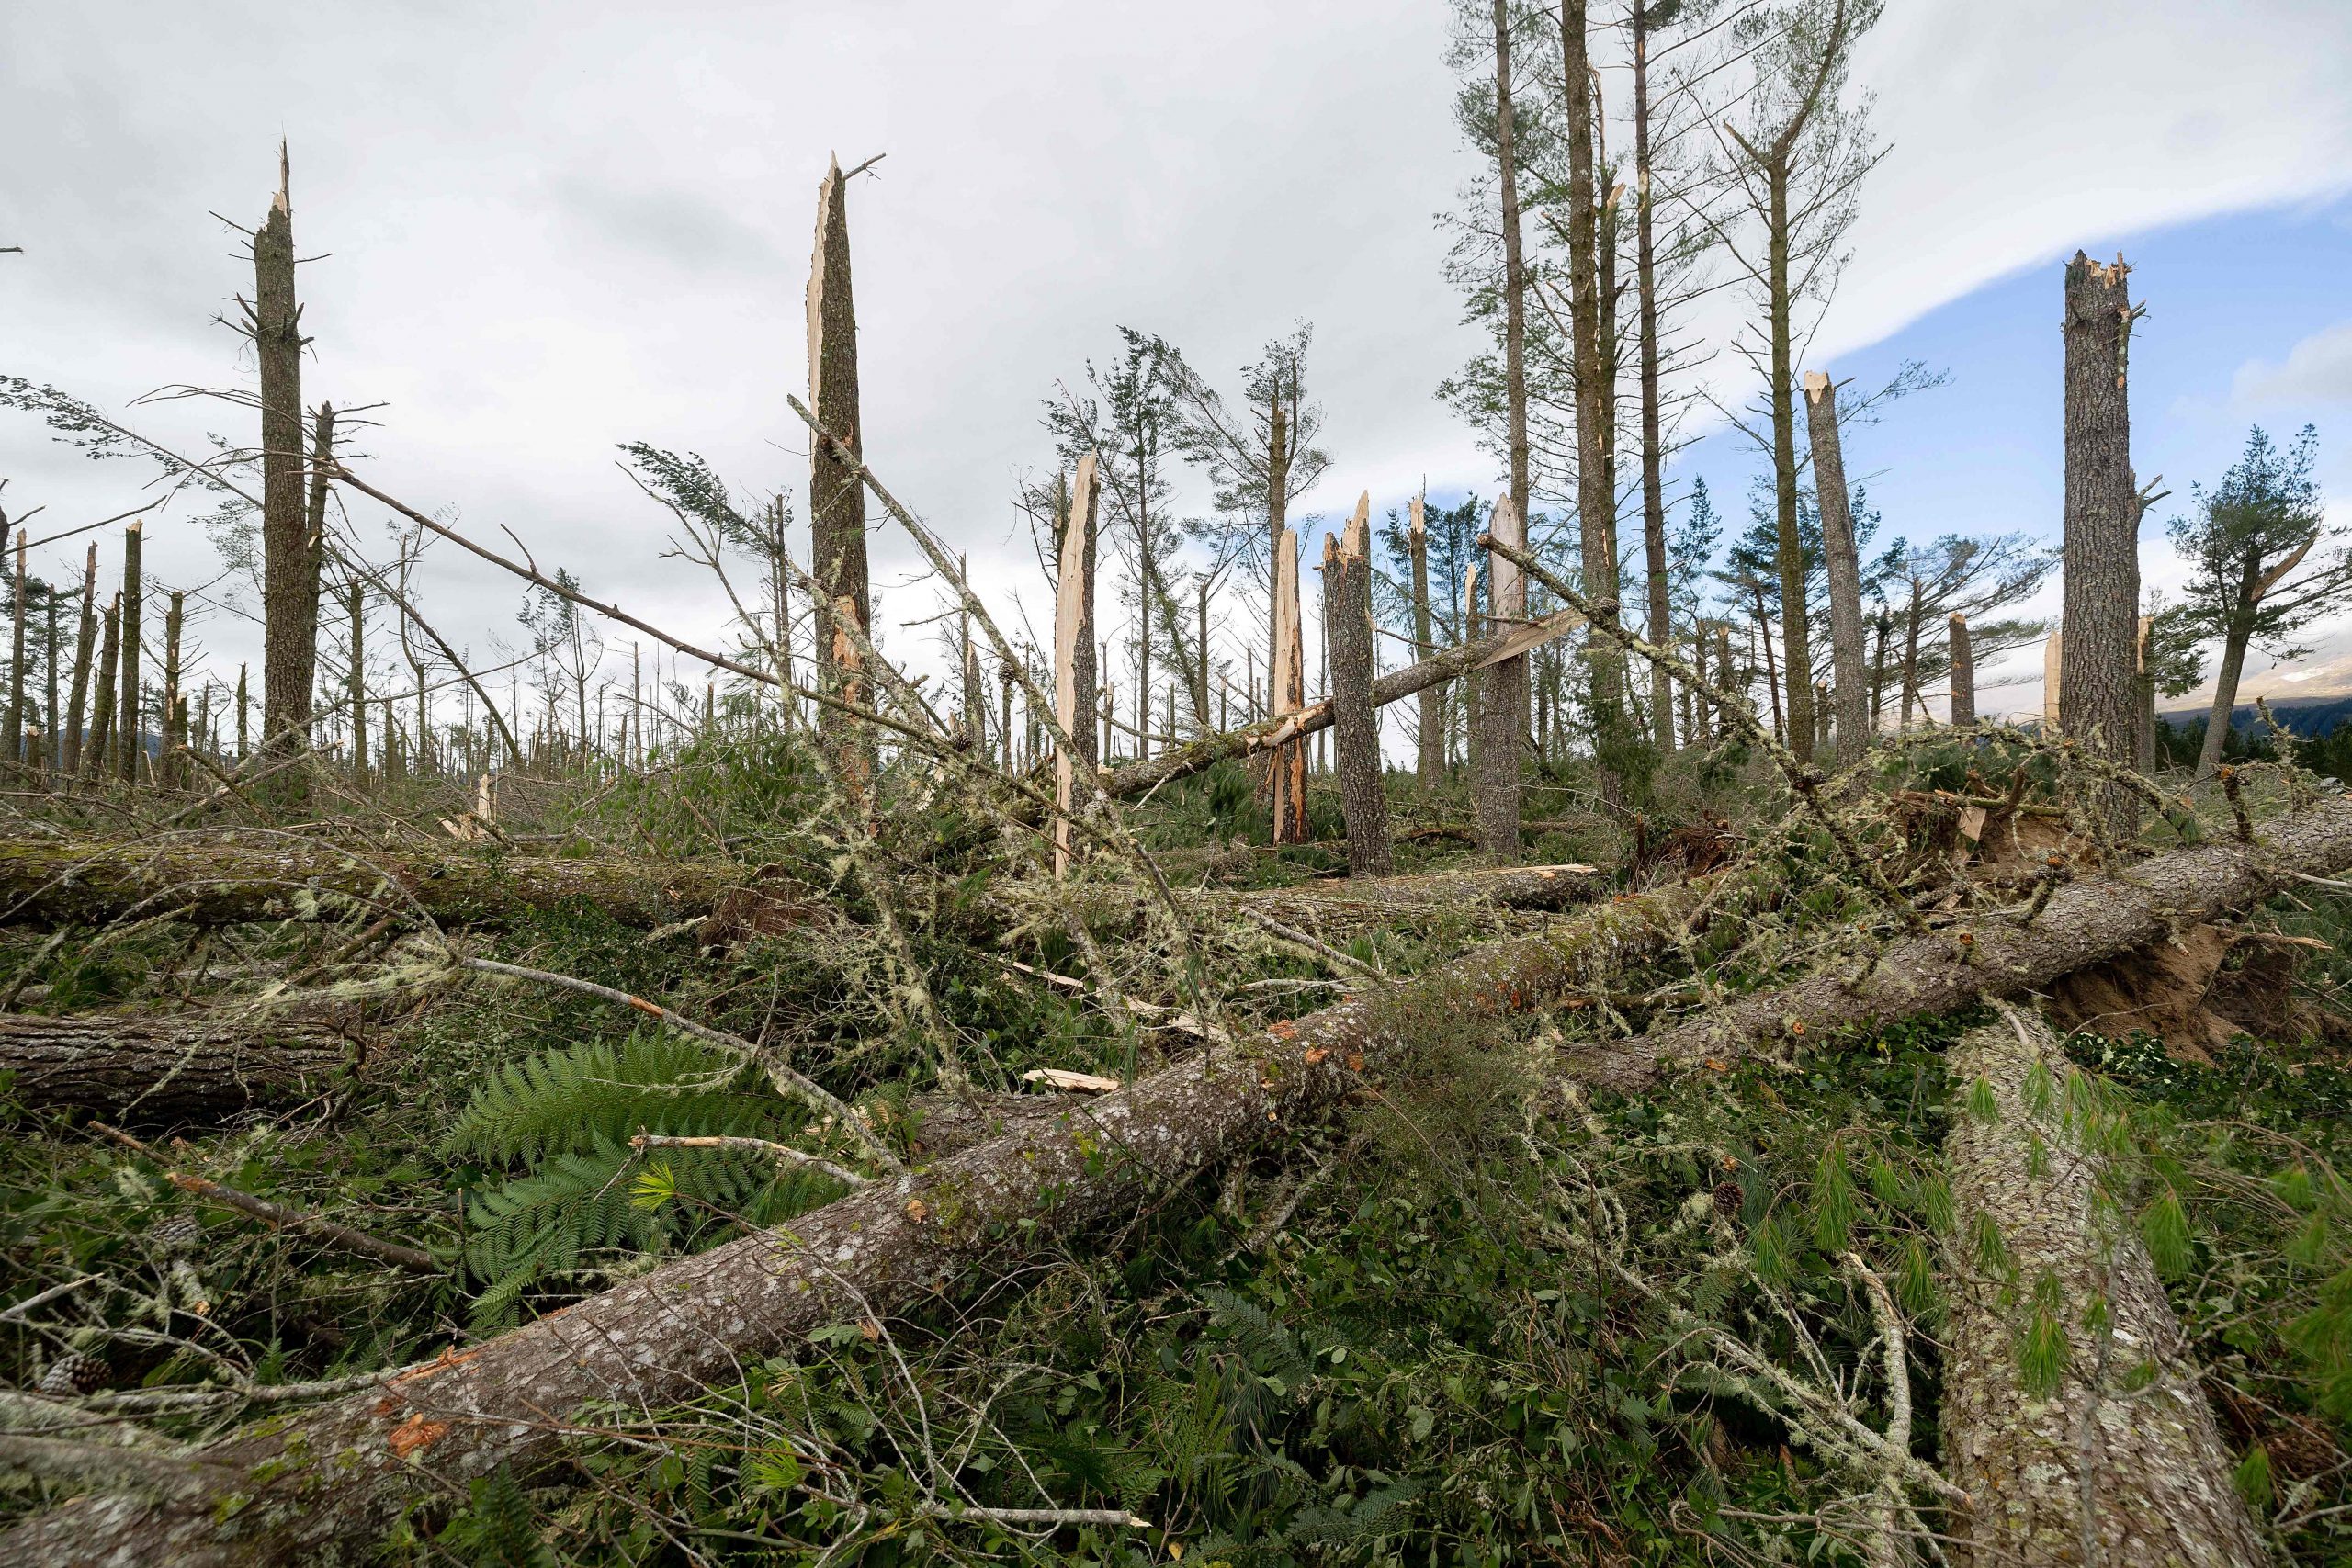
[2060,252,2141,825]
[78,599,119,790]
[1327,497,1391,877]
[1633,0,1674,751]
[114,523,141,786]
[1052,458,1097,877]
[1939,1008,2267,1568]
[254,152,315,797]
[1805,373,1870,766]
[1269,528,1307,845]
[6,534,25,776]
[0,1008,356,1122]
[808,154,875,806]
[1410,496,1442,789]
[1766,161,1815,760]
[1476,495,1526,863]
[345,579,367,785]
[1948,612,1975,728]
[160,591,185,791]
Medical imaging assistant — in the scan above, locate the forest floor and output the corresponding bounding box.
[1,729,2347,1566]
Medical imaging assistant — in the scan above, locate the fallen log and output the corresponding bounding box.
[1565,795,2352,1091]
[0,1007,356,1122]
[1096,605,1585,802]
[0,839,744,931]
[1940,1008,2266,1568]
[0,867,1740,1564]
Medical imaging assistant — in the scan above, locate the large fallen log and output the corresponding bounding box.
[0,1008,356,1122]
[0,868,1736,1564]
[0,839,742,930]
[1565,795,2352,1091]
[1940,1008,2267,1568]
[1096,605,1585,801]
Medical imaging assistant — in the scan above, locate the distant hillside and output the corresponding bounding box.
[2157,694,2352,739]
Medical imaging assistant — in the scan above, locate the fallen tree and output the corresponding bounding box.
[0,1007,356,1122]
[0,868,1734,1564]
[1564,795,2352,1091]
[0,838,743,931]
[1939,1007,2267,1568]
[16,798,2352,1562]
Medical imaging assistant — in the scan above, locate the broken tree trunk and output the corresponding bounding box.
[1476,494,1526,863]
[254,150,314,801]
[78,598,119,789]
[0,1007,356,1122]
[1949,612,1975,728]
[1096,601,1584,803]
[1408,496,1442,788]
[1565,795,2352,1091]
[2060,252,2140,826]
[808,153,874,807]
[114,523,141,787]
[1326,497,1392,877]
[1805,372,1870,769]
[0,840,746,931]
[1940,1007,2267,1568]
[59,546,96,779]
[1053,457,1097,877]
[1270,526,1307,845]
[0,871,1751,1565]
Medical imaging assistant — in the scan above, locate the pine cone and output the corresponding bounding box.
[1713,1179,1744,1218]
[39,1351,107,1395]
[149,1215,203,1255]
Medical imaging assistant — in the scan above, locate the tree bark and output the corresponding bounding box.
[808,154,874,805]
[160,592,185,792]
[0,870,1739,1565]
[1565,793,2352,1091]
[1767,162,1816,761]
[1410,496,1442,789]
[1476,495,1526,863]
[1633,0,1674,751]
[1805,374,1870,766]
[2195,619,2251,779]
[1270,528,1307,844]
[1948,612,1975,728]
[345,579,366,785]
[113,524,141,786]
[1052,460,1096,877]
[255,152,315,796]
[0,840,747,931]
[2060,253,2141,823]
[1327,498,1391,877]
[0,1008,356,1122]
[78,599,119,789]
[6,534,25,776]
[1940,1008,2267,1568]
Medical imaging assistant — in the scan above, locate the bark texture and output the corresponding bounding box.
[60,546,96,779]
[1475,496,1525,863]
[808,155,874,796]
[1806,374,1870,765]
[1940,1009,2267,1568]
[1633,0,1674,750]
[0,840,743,931]
[1566,795,2352,1090]
[2059,254,2140,792]
[114,524,141,786]
[1949,613,1976,728]
[0,874,1737,1565]
[1325,500,1391,876]
[1410,496,1442,787]
[0,1008,355,1122]
[255,152,314,787]
[1269,529,1307,845]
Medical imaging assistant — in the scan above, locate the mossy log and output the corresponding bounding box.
[0,1007,356,1122]
[1939,1009,2267,1567]
[0,867,1729,1563]
[1565,796,2352,1090]
[0,839,741,930]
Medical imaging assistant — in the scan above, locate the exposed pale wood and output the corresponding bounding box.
[2042,631,2063,725]
[1328,493,1391,876]
[1476,494,1526,863]
[1052,457,1096,877]
[1269,526,1306,844]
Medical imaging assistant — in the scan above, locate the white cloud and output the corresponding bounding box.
[2,0,2348,717]
[2233,321,2352,410]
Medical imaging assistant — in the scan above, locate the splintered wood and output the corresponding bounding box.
[1054,455,1098,877]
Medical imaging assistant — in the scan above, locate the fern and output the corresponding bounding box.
[451,1031,844,1328]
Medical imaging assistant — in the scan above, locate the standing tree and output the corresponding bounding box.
[1804,372,1870,763]
[2169,425,2347,776]
[1702,0,1881,762]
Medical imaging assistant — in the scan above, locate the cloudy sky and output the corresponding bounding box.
[5,0,2351,737]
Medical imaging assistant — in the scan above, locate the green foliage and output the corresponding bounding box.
[447,1031,841,1328]
[435,1468,560,1568]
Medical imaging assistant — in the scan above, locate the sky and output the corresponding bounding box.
[3,0,2351,743]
